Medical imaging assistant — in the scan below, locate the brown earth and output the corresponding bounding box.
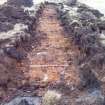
[25,5,80,85]
[0,4,81,102]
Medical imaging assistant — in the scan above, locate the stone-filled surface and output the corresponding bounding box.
[0,0,105,105]
[57,1,105,105]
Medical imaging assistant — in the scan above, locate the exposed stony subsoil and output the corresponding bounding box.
[17,4,80,93]
[24,5,80,85]
[0,4,81,103]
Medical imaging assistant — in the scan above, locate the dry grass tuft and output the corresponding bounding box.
[42,90,61,105]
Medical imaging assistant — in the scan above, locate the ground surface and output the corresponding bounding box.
[0,1,105,104]
[23,5,80,86]
[0,4,81,103]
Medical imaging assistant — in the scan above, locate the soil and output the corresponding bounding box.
[0,4,81,103]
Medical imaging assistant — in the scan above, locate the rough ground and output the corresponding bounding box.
[1,1,105,105]
[23,5,80,86]
[16,4,80,96]
[0,3,80,104]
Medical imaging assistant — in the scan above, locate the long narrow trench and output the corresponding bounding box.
[18,5,80,90]
[1,4,81,102]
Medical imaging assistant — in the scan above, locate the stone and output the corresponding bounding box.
[0,22,13,32]
[80,11,97,21]
[98,31,105,46]
[4,47,26,61]
[1,6,28,20]
[76,90,105,105]
[18,99,30,105]
[70,20,82,27]
[65,0,77,6]
[97,20,105,30]
[77,3,104,18]
[7,0,33,7]
[3,96,41,105]
[91,9,104,18]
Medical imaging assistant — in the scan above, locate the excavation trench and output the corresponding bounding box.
[0,4,80,102]
[23,4,80,92]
